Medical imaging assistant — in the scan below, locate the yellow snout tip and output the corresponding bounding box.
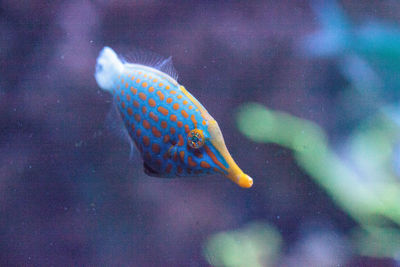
[233,173,253,188]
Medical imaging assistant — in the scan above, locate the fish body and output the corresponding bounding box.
[95,47,253,188]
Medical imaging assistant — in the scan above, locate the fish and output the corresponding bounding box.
[95,47,253,188]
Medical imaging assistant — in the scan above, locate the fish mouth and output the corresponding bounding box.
[226,171,253,188]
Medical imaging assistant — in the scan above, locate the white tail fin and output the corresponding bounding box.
[95,47,124,91]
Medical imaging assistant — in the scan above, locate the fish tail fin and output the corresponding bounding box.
[95,46,124,91]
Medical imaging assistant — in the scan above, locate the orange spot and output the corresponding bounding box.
[153,78,158,83]
[170,127,176,135]
[136,129,141,137]
[163,152,170,160]
[179,151,185,161]
[188,156,197,167]
[136,78,140,83]
[188,105,193,110]
[177,121,183,128]
[144,152,151,161]
[177,165,183,174]
[159,83,163,87]
[173,151,178,161]
[184,125,190,133]
[143,136,150,146]
[183,100,188,105]
[138,71,142,75]
[173,103,179,110]
[142,82,148,88]
[121,78,124,83]
[170,90,177,94]
[200,161,211,168]
[178,134,184,146]
[202,120,207,125]
[131,124,135,131]
[148,98,156,107]
[121,102,126,109]
[191,114,198,128]
[157,91,165,101]
[142,106,147,114]
[121,90,125,95]
[131,87,137,95]
[156,159,161,167]
[181,110,189,118]
[163,134,170,143]
[157,106,169,116]
[117,95,120,102]
[166,164,172,173]
[166,97,173,104]
[127,108,133,116]
[194,149,203,158]
[133,100,140,108]
[125,83,129,88]
[144,74,147,78]
[152,143,160,154]
[165,85,170,90]
[149,86,155,93]
[143,120,150,129]
[126,94,131,101]
[149,112,159,122]
[170,115,177,122]
[139,92,146,100]
[177,95,183,99]
[152,126,162,138]
[131,76,135,80]
[161,121,168,129]
[205,145,227,171]
[134,114,141,122]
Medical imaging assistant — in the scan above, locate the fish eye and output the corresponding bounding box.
[187,129,205,149]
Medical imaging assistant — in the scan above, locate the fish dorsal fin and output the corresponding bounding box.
[155,56,178,80]
[120,48,178,80]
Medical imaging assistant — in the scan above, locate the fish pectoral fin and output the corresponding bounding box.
[143,162,168,178]
[167,145,178,159]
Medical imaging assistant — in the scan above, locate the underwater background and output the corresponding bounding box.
[2,0,400,266]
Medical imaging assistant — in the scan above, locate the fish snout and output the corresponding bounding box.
[238,173,253,188]
[229,172,253,188]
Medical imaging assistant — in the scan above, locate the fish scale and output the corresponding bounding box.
[95,47,253,188]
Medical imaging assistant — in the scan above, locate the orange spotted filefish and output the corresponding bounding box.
[95,47,253,188]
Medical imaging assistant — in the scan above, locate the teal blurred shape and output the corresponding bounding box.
[304,0,400,62]
[303,0,400,101]
[203,222,282,267]
[303,0,351,57]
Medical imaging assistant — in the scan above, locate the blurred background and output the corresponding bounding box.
[2,0,400,266]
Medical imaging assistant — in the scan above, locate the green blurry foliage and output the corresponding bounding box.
[236,103,400,259]
[203,222,282,267]
[352,226,400,259]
